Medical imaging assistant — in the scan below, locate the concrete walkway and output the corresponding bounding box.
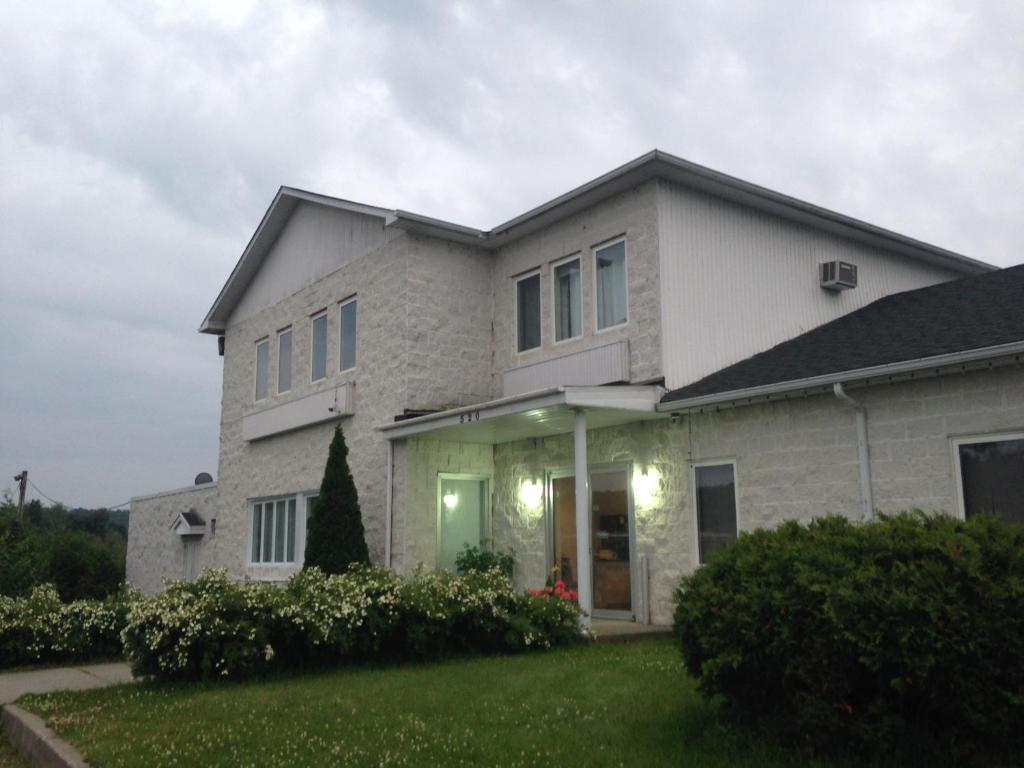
[0,663,134,705]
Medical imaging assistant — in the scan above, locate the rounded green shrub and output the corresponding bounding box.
[673,513,1024,766]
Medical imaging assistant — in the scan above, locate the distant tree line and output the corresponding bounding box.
[0,496,126,601]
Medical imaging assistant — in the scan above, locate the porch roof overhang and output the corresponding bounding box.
[379,385,667,444]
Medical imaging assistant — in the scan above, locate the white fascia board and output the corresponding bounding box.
[657,341,1024,413]
[379,385,664,441]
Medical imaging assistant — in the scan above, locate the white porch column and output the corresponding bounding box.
[573,408,593,629]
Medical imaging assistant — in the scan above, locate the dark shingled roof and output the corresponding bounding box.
[662,264,1024,404]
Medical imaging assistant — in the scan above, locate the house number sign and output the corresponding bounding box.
[459,411,481,423]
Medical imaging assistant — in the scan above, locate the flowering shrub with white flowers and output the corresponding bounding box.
[0,583,134,668]
[122,566,583,681]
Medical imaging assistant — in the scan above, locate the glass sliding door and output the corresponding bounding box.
[437,475,490,572]
[549,466,634,618]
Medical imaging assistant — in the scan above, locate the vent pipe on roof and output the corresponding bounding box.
[833,383,875,521]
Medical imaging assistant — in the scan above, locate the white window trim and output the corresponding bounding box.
[310,309,328,383]
[338,295,358,373]
[246,490,318,567]
[592,235,629,334]
[277,326,292,395]
[950,430,1024,521]
[254,337,269,403]
[551,253,583,345]
[436,473,493,570]
[514,269,543,354]
[690,458,740,566]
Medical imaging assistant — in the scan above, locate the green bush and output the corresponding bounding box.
[0,583,133,667]
[454,543,515,580]
[124,566,583,681]
[673,513,1024,766]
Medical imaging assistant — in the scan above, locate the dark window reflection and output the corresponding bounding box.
[696,463,737,563]
[959,438,1024,524]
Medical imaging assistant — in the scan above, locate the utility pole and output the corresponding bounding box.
[13,470,27,519]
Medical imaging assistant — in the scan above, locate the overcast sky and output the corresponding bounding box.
[1,0,1021,508]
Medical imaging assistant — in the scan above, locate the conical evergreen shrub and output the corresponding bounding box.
[304,426,370,573]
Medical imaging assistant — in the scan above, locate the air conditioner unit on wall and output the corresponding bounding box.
[820,260,858,291]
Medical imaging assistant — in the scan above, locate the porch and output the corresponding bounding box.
[380,385,673,629]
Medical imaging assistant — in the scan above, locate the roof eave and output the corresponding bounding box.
[657,340,1024,412]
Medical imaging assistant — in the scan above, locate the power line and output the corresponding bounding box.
[24,477,130,511]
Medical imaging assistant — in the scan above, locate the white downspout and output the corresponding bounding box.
[384,438,394,569]
[833,383,875,521]
[573,409,593,630]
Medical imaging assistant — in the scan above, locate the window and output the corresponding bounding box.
[250,497,297,564]
[595,239,627,330]
[437,475,490,572]
[277,328,292,394]
[516,272,541,352]
[339,297,357,371]
[311,311,327,381]
[694,462,738,563]
[553,257,581,341]
[955,434,1024,524]
[254,338,269,401]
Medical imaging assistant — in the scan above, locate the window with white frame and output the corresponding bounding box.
[339,297,357,371]
[277,328,292,394]
[437,475,490,572]
[955,433,1024,524]
[553,256,581,342]
[694,462,738,563]
[250,497,297,564]
[516,272,541,352]
[595,239,627,330]
[254,338,269,401]
[311,311,327,381]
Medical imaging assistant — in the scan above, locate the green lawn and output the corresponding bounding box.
[18,639,850,767]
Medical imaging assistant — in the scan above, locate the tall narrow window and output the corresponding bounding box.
[311,311,327,381]
[277,328,292,394]
[339,298,357,371]
[694,463,738,563]
[254,338,269,401]
[595,240,627,330]
[554,257,581,341]
[516,273,541,352]
[437,475,489,572]
[956,435,1024,524]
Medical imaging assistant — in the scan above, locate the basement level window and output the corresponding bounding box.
[955,434,1024,524]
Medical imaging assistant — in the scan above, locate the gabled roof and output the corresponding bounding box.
[171,509,206,536]
[660,264,1024,408]
[201,150,993,333]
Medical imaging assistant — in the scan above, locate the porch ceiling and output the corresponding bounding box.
[380,385,667,445]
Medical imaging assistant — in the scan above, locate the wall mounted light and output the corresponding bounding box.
[632,466,662,513]
[518,478,544,520]
[442,492,459,510]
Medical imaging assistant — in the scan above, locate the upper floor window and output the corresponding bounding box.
[254,338,269,401]
[311,311,327,381]
[955,434,1024,524]
[339,297,357,371]
[516,272,541,352]
[277,327,292,394]
[694,462,738,563]
[553,256,582,342]
[595,239,627,330]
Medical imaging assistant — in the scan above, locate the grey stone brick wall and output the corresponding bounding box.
[127,484,218,595]
[490,181,662,396]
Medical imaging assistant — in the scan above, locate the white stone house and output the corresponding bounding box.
[127,150,1024,627]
